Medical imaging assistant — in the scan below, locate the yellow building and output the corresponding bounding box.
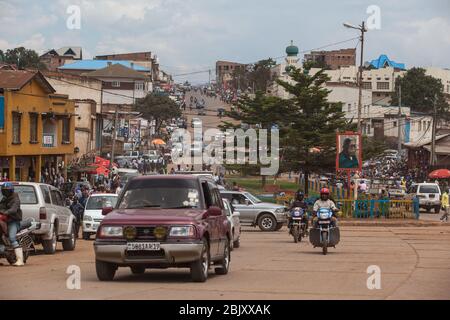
[0,70,75,182]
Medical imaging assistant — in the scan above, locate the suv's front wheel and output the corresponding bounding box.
[190,238,210,282]
[258,213,277,232]
[96,260,117,281]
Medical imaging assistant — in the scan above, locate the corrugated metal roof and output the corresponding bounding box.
[0,70,56,93]
[403,134,450,148]
[59,60,150,72]
[369,54,406,70]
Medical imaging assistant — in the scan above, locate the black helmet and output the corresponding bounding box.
[296,191,304,200]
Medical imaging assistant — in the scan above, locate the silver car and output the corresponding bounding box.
[222,198,241,250]
[220,190,287,231]
[0,182,77,254]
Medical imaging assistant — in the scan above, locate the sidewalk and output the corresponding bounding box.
[340,218,446,227]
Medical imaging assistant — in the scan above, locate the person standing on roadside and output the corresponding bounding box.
[440,189,449,222]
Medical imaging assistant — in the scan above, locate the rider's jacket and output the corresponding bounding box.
[0,193,22,221]
[313,199,337,212]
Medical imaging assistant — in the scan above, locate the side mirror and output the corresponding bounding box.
[102,207,113,216]
[206,206,222,217]
[245,199,250,206]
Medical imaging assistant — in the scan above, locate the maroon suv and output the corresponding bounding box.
[94,175,231,282]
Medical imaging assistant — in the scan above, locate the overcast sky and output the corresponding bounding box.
[1,0,449,83]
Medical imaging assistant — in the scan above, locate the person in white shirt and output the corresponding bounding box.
[312,188,338,228]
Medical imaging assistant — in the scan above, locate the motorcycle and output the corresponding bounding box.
[309,208,340,255]
[289,207,307,243]
[0,218,40,265]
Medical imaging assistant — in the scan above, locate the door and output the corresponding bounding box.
[229,193,253,224]
[209,185,226,256]
[50,188,69,235]
[201,181,219,257]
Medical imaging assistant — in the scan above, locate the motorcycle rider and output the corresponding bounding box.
[288,191,309,234]
[312,188,338,228]
[0,182,24,266]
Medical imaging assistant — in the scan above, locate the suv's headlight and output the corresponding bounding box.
[275,208,285,214]
[100,226,123,237]
[83,215,93,222]
[169,226,195,237]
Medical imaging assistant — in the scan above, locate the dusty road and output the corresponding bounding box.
[1,225,450,300]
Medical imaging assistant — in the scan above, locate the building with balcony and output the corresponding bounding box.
[0,70,75,182]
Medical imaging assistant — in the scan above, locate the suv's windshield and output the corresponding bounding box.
[118,179,202,210]
[244,192,262,203]
[86,196,118,210]
[419,185,440,193]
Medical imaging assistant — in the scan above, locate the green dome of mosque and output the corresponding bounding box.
[286,41,299,56]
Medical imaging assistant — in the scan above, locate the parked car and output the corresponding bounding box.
[222,198,241,250]
[198,109,206,116]
[0,182,77,254]
[94,175,231,282]
[82,193,119,240]
[408,183,442,213]
[220,190,287,231]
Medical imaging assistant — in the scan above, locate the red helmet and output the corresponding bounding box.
[320,188,330,195]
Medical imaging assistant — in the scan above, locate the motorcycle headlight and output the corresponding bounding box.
[83,215,93,222]
[320,212,330,219]
[169,226,195,237]
[100,226,123,237]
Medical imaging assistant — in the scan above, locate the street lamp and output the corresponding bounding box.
[343,21,368,134]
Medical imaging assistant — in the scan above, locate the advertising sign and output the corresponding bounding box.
[336,132,362,172]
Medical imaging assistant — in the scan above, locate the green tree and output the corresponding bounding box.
[3,47,47,70]
[362,136,388,161]
[303,59,330,70]
[136,94,181,137]
[391,67,449,116]
[231,59,276,93]
[0,50,5,62]
[276,66,354,193]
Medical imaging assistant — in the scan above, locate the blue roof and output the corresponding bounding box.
[58,60,150,72]
[369,54,406,70]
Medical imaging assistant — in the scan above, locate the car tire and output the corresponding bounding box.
[233,235,241,249]
[96,260,117,281]
[215,240,230,275]
[258,213,277,232]
[190,238,210,282]
[42,227,57,255]
[62,225,77,251]
[130,266,146,275]
[82,232,90,240]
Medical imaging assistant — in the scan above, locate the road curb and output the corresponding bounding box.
[340,219,445,227]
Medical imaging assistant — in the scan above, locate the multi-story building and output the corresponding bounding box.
[40,47,83,72]
[216,60,246,89]
[304,48,356,70]
[44,72,103,159]
[0,70,75,182]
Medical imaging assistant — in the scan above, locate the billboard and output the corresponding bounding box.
[336,132,362,172]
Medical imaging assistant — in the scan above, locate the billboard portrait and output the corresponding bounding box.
[336,132,362,171]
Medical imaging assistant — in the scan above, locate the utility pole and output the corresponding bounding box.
[430,94,438,166]
[397,83,402,153]
[208,69,211,85]
[344,21,367,133]
[357,21,366,134]
[109,105,119,176]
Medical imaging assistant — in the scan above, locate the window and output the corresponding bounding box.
[62,117,70,143]
[418,121,422,131]
[393,121,397,127]
[112,81,120,87]
[29,113,38,143]
[50,189,63,206]
[231,193,248,205]
[135,82,144,91]
[0,185,37,204]
[12,112,21,144]
[377,82,390,90]
[362,82,372,90]
[40,185,52,204]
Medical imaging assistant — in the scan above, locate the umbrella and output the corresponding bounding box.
[152,139,166,145]
[428,169,450,179]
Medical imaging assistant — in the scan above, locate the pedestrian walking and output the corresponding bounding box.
[440,189,449,222]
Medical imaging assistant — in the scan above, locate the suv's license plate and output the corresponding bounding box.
[127,242,160,251]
